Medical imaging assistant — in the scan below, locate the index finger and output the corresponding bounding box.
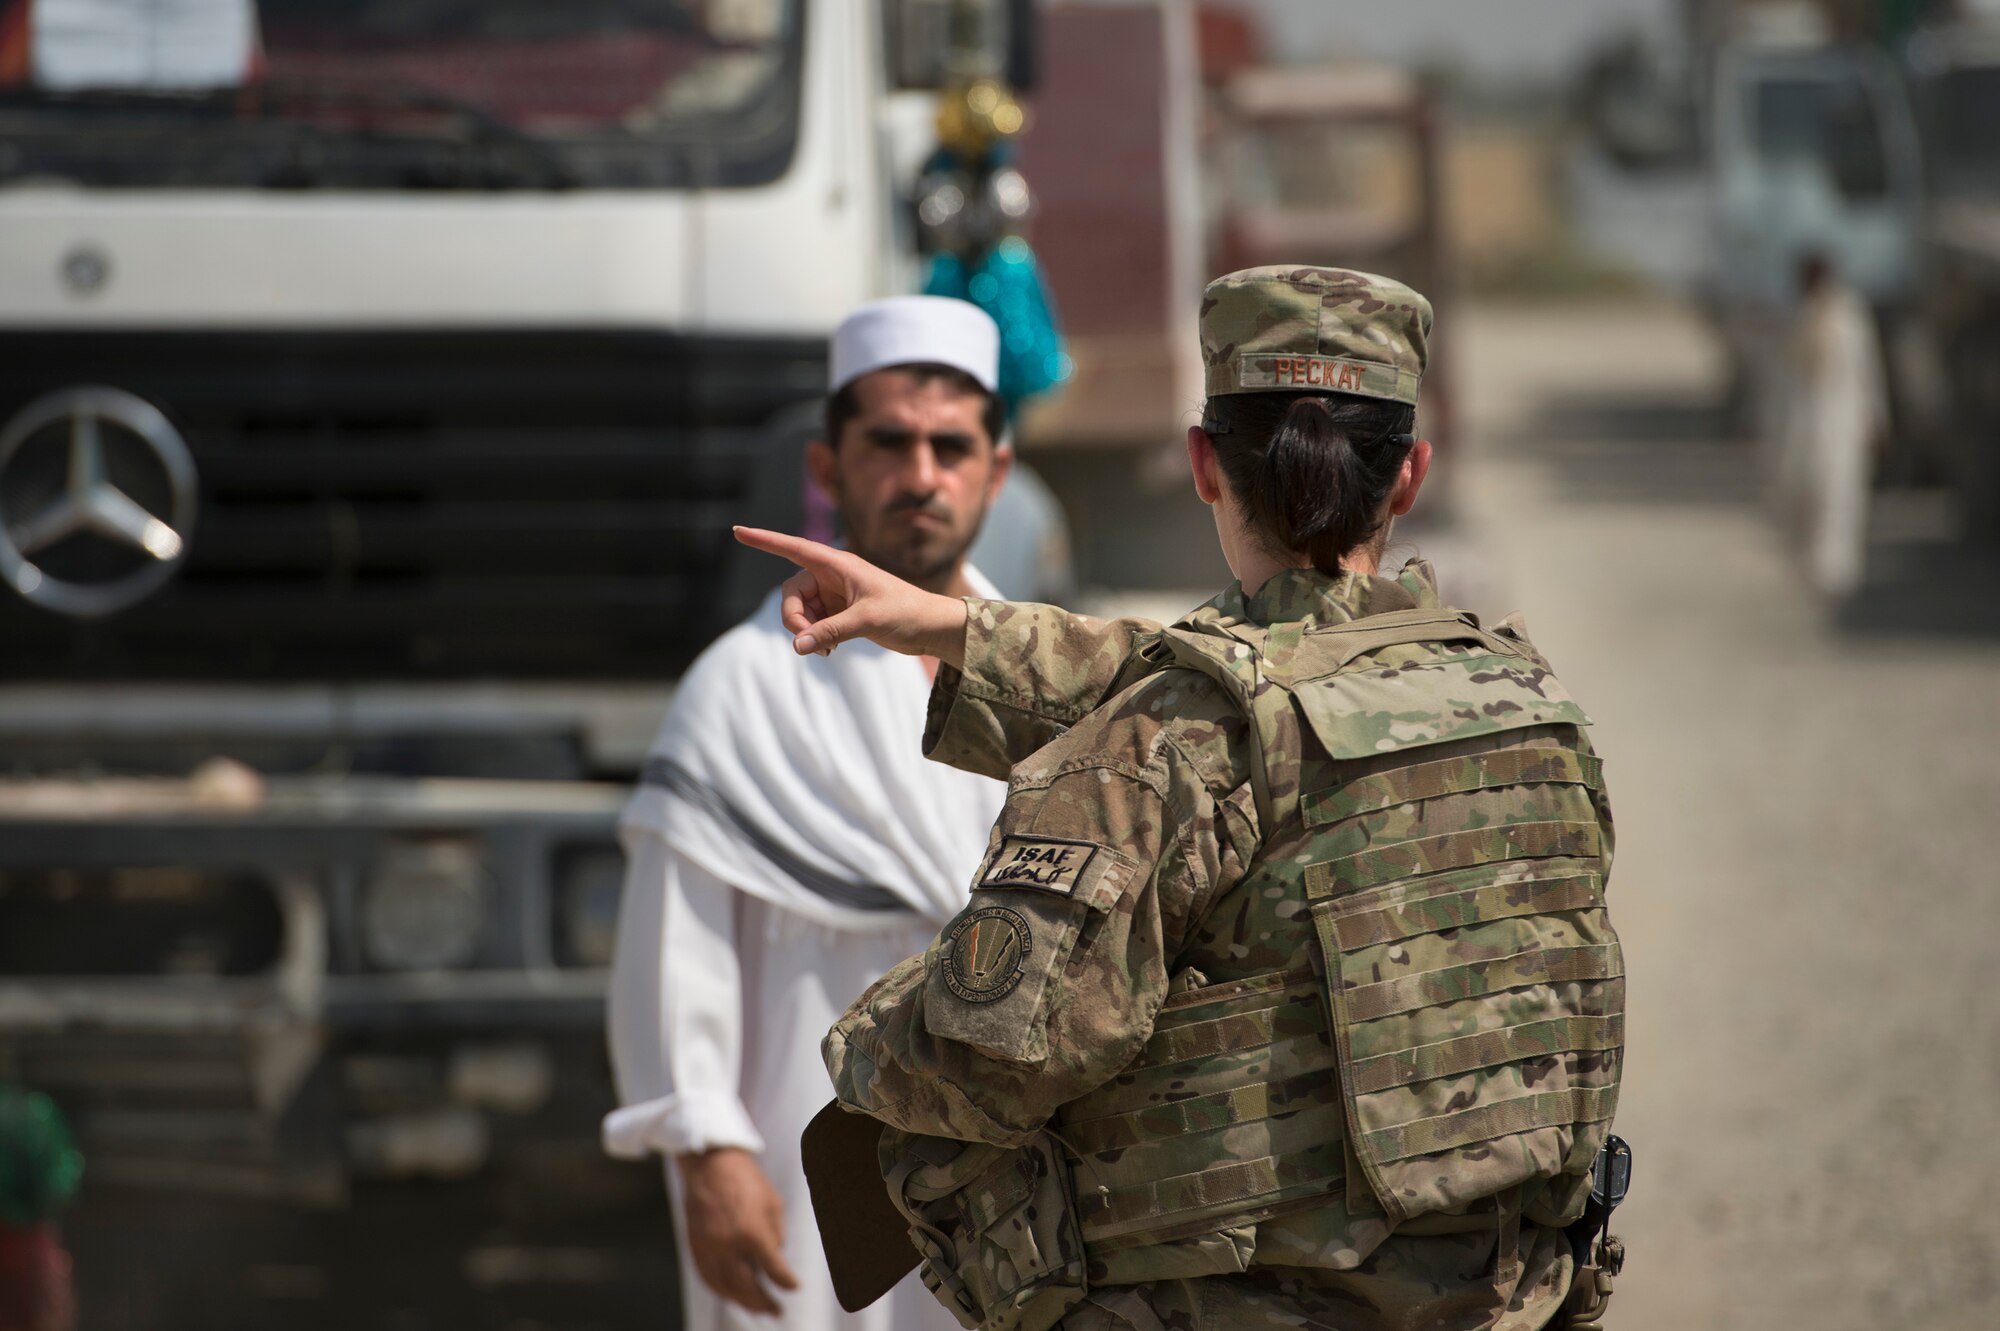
[734,526,842,575]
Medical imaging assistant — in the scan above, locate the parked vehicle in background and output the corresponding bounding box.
[1704,32,1922,441]
[1710,38,1921,311]
[0,1,1037,1326]
[1905,21,2000,535]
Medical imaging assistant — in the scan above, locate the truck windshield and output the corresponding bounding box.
[1929,65,2000,197]
[0,0,802,190]
[1749,70,1891,202]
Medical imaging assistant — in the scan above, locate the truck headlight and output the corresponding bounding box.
[553,846,623,970]
[361,840,488,971]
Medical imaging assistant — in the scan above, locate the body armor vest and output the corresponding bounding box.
[887,604,1624,1331]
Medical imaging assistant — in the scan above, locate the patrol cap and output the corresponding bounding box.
[1200,266,1432,407]
[831,295,1000,396]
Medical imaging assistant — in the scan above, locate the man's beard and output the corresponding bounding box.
[846,495,985,593]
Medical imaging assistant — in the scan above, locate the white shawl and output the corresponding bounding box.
[621,572,1004,932]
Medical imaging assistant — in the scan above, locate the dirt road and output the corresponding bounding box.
[1450,300,2000,1331]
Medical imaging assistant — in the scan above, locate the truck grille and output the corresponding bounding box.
[0,330,822,679]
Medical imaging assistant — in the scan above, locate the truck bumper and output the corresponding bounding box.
[0,778,626,1204]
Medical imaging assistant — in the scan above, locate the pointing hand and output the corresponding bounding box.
[733,527,970,667]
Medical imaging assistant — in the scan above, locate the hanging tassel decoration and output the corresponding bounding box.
[917,79,1072,417]
[0,1087,81,1228]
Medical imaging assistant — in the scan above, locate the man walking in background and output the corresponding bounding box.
[602,297,1011,1331]
[1778,252,1888,597]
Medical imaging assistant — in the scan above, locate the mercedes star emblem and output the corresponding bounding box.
[0,386,198,618]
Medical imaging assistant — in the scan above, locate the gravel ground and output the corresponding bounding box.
[1447,298,2000,1331]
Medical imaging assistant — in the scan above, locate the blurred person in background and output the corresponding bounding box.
[1778,251,1888,597]
[602,297,1011,1331]
[744,266,1627,1331]
[0,1087,79,1331]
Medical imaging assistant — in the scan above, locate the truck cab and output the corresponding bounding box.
[1709,38,1922,312]
[1703,31,1922,441]
[0,1,1036,1323]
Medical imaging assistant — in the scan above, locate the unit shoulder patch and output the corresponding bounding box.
[940,906,1032,1004]
[977,835,1101,896]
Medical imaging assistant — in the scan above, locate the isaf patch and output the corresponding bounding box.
[941,906,1031,1004]
[978,835,1100,897]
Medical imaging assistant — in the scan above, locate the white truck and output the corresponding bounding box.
[0,1,1035,1324]
[1704,26,1922,439]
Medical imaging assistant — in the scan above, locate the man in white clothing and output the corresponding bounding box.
[603,297,1011,1331]
[1777,252,1888,597]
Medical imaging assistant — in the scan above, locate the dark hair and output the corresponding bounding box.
[824,362,1006,450]
[1797,250,1833,295]
[1201,391,1415,575]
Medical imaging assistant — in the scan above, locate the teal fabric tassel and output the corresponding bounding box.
[927,237,1072,414]
[916,121,1070,416]
[0,1088,81,1227]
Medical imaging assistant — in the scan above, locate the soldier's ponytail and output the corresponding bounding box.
[1203,392,1415,576]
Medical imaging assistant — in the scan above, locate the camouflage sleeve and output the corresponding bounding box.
[830,678,1230,1144]
[923,597,1162,780]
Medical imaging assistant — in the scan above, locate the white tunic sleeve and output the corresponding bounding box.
[602,825,768,1159]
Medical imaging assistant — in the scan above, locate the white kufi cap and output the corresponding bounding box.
[830,296,1000,395]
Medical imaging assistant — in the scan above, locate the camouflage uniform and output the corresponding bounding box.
[824,271,1623,1331]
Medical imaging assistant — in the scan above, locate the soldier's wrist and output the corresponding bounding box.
[925,595,971,669]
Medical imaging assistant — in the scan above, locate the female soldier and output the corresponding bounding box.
[736,267,1624,1331]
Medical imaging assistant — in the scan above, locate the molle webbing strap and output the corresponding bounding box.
[1139,992,1325,1066]
[1076,1140,1347,1248]
[1073,1031,1335,1119]
[1357,1084,1621,1165]
[1346,1013,1626,1096]
[1154,967,1318,1014]
[1286,608,1502,677]
[1338,944,1625,1025]
[1054,957,1353,1251]
[1058,1067,1338,1154]
[1328,873,1604,951]
[1305,820,1604,898]
[1129,969,1320,1060]
[1306,748,1605,827]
